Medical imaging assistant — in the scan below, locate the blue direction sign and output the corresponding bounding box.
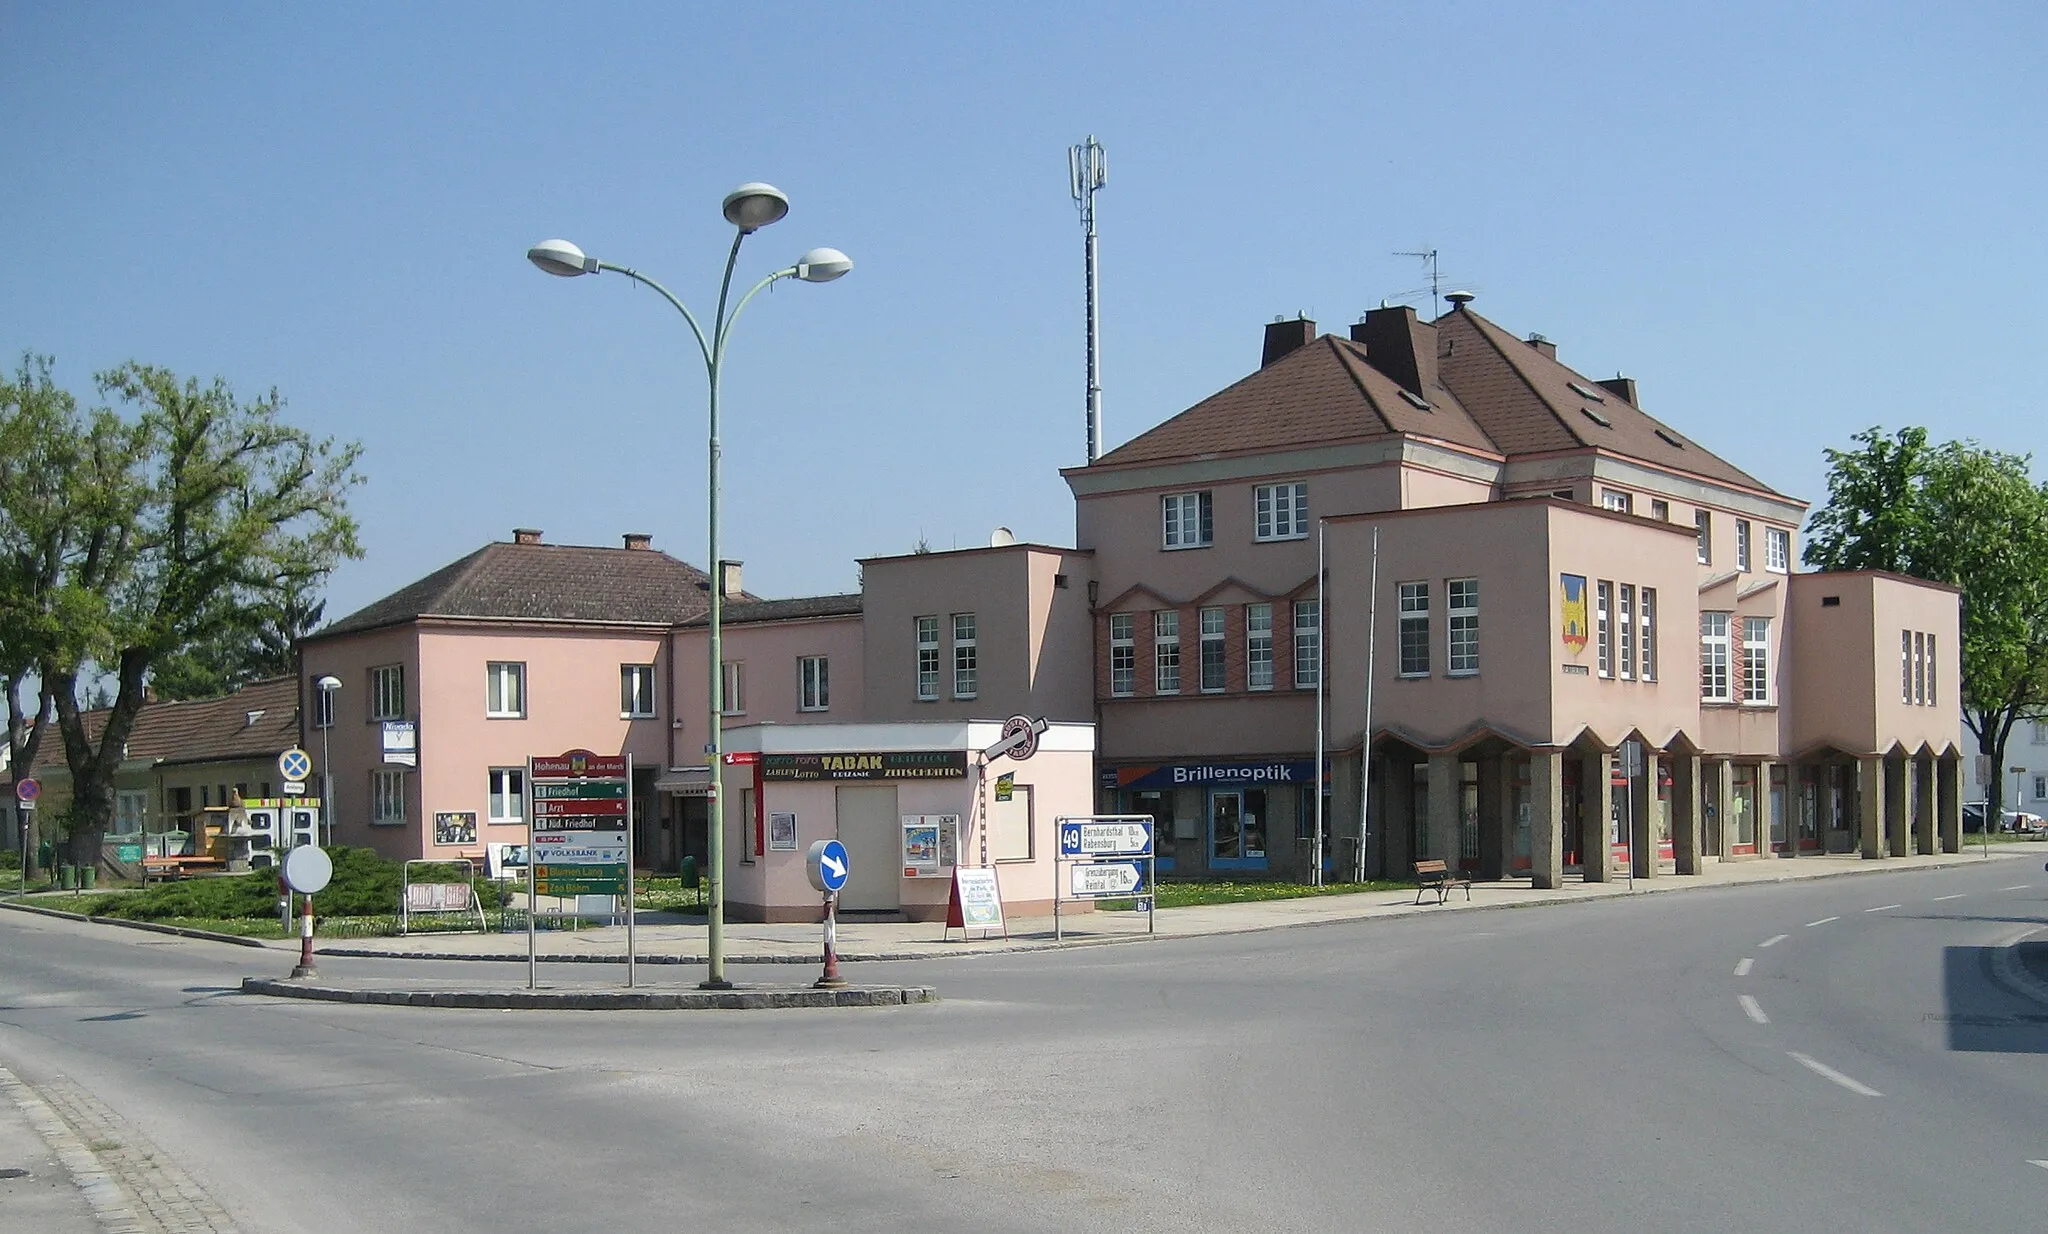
[1058,819,1153,858]
[807,839,850,894]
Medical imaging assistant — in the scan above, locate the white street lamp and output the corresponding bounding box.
[316,675,341,846]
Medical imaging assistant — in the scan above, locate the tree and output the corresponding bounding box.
[1805,426,2048,828]
[149,576,326,701]
[0,360,363,866]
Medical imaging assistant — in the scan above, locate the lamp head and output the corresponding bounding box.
[527,239,595,277]
[795,247,853,283]
[316,675,341,691]
[722,182,790,232]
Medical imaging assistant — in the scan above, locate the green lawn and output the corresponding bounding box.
[1097,879,1408,911]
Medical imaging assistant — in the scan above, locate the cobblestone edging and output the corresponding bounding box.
[0,900,266,948]
[241,976,939,1010]
[0,1062,241,1233]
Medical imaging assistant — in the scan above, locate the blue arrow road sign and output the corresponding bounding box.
[808,839,850,893]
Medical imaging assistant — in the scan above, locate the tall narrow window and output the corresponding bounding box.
[487,768,525,825]
[1447,579,1478,676]
[1736,519,1752,571]
[1618,584,1635,680]
[1901,631,1913,704]
[1641,588,1658,681]
[1695,510,1712,565]
[720,661,745,715]
[621,664,657,718]
[313,684,334,729]
[1398,583,1430,677]
[1254,483,1309,540]
[371,768,406,826]
[1109,613,1136,697]
[1913,631,1927,705]
[1245,604,1274,690]
[1596,581,1614,678]
[1765,527,1790,573]
[1294,600,1321,688]
[915,616,940,700]
[1199,607,1227,692]
[371,664,405,720]
[485,662,525,718]
[952,613,978,699]
[1742,616,1771,704]
[1154,611,1180,694]
[1926,634,1937,705]
[1162,492,1213,548]
[799,656,830,711]
[1701,613,1732,703]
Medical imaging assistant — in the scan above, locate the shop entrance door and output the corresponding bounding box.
[1561,760,1583,870]
[835,784,901,912]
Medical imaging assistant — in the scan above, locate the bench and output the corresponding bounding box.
[1413,858,1473,905]
[140,856,228,883]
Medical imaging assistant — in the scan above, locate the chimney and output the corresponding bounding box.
[1597,375,1639,405]
[1525,333,1557,360]
[1262,316,1315,367]
[718,559,743,599]
[513,528,543,545]
[1353,303,1439,396]
[623,533,653,551]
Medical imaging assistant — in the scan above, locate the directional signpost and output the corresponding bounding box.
[1053,814,1158,940]
[13,778,36,896]
[525,750,635,989]
[806,839,851,989]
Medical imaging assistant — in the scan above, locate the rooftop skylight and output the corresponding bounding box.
[1655,428,1685,449]
[1580,406,1612,429]
[1568,381,1606,402]
[1399,390,1432,411]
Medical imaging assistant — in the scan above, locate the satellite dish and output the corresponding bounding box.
[989,527,1016,547]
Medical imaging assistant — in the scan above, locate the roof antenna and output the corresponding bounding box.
[1069,136,1108,463]
[1395,249,1441,314]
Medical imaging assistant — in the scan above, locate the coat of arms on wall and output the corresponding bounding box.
[1559,574,1589,655]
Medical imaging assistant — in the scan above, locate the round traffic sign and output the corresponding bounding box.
[13,777,40,804]
[807,839,850,894]
[281,845,332,894]
[1000,715,1041,762]
[278,748,313,782]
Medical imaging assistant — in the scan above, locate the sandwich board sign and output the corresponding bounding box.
[945,866,1006,940]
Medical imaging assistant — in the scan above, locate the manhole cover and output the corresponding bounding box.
[0,1167,31,1179]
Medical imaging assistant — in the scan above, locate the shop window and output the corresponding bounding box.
[1210,789,1268,866]
[1732,764,1759,847]
[987,784,1033,861]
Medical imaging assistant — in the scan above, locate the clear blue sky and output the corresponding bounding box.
[4,2,2043,623]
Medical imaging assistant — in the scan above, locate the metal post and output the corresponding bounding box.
[815,892,846,988]
[319,715,333,847]
[626,754,637,990]
[291,893,317,979]
[526,775,538,989]
[1356,526,1380,884]
[1314,520,1325,887]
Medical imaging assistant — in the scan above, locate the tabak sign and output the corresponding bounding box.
[531,749,629,779]
[760,750,969,782]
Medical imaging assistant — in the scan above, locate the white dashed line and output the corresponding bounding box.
[1864,904,1901,913]
[1759,934,1788,948]
[1740,995,1769,1024]
[2029,1160,2048,1171]
[1805,917,1839,927]
[2002,885,2031,892]
[1933,894,1966,902]
[1735,958,1754,977]
[1789,1052,1882,1097]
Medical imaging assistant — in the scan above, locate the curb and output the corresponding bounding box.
[0,899,268,947]
[239,976,938,1010]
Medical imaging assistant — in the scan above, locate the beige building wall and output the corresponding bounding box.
[1785,572,1961,756]
[302,624,420,858]
[669,615,866,746]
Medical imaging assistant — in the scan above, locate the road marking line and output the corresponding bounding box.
[2029,1160,2048,1171]
[1933,894,1966,901]
[1865,904,1901,913]
[1735,958,1754,977]
[1788,1052,1882,1097]
[1759,934,1788,948]
[2002,885,2031,892]
[1805,917,1838,927]
[1740,995,1769,1024]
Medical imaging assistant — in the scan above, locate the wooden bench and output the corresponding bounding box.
[1413,858,1473,905]
[140,855,228,883]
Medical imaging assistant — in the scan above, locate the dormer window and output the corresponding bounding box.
[1568,381,1606,403]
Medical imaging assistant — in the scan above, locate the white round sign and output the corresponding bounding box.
[281,845,333,895]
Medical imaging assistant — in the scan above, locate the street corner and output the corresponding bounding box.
[237,975,939,1010]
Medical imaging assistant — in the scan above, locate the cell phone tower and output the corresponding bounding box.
[1069,136,1107,462]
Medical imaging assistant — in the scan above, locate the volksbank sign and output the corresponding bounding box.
[1106,761,1324,792]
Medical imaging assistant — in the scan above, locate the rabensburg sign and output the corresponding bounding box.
[760,751,969,781]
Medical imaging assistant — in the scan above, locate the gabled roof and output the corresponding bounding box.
[30,676,302,777]
[686,594,863,626]
[313,540,739,639]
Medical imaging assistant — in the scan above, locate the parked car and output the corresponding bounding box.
[1964,803,2045,834]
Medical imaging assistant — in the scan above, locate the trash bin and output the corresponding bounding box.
[680,854,698,890]
[79,866,96,890]
[57,864,75,890]
[36,841,53,870]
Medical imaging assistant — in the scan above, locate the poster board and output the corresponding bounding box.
[945,866,1006,939]
[901,814,960,878]
[769,812,798,851]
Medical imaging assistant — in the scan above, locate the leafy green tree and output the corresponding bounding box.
[1805,427,2048,826]
[149,577,326,700]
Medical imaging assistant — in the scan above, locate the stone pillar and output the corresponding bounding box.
[1712,759,1737,862]
[1756,759,1778,858]
[1531,750,1565,890]
[1884,754,1909,857]
[1583,750,1614,882]
[1938,756,1962,853]
[1629,753,1657,879]
[1427,754,1460,864]
[1912,756,1936,855]
[1858,755,1887,860]
[1477,756,1508,881]
[1672,753,1702,875]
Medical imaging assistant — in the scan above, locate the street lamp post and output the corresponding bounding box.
[316,675,341,846]
[529,187,851,989]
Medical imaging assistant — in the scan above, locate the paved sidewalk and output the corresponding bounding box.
[0,1065,98,1234]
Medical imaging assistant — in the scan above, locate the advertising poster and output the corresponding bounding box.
[769,812,797,851]
[434,811,478,846]
[902,818,941,877]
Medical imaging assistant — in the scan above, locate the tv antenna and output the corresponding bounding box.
[1394,249,1442,314]
[1070,136,1108,463]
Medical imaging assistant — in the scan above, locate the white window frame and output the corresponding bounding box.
[2034,774,2046,802]
[1765,527,1790,573]
[915,616,940,701]
[1736,519,1752,572]
[952,613,978,699]
[1398,583,1430,678]
[1742,616,1771,705]
[1154,611,1180,694]
[1109,614,1136,697]
[371,768,406,826]
[799,655,830,711]
[721,660,745,716]
[1927,633,1937,705]
[1254,482,1309,541]
[1695,510,1712,565]
[1246,603,1274,690]
[1650,499,1670,522]
[1293,600,1321,689]
[1701,612,1732,703]
[621,664,657,719]
[485,661,525,718]
[1199,607,1227,693]
[370,664,405,721]
[1447,578,1478,676]
[1596,581,1613,679]
[487,767,525,826]
[1913,631,1927,706]
[1641,588,1658,681]
[1600,489,1632,514]
[1162,491,1213,549]
[1618,584,1635,681]
[1901,630,1913,704]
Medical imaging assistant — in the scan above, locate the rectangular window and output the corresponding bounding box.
[1294,600,1321,689]
[1701,612,1732,703]
[1254,482,1309,541]
[1199,607,1227,692]
[1641,588,1658,681]
[313,683,334,729]
[1651,499,1670,522]
[1596,581,1614,678]
[1927,634,1936,705]
[621,664,657,718]
[486,661,525,718]
[371,768,406,826]
[1398,583,1431,677]
[1736,520,1752,572]
[2035,774,2046,801]
[952,613,978,698]
[1618,584,1635,681]
[1765,527,1790,573]
[1600,489,1632,514]
[915,616,940,700]
[1913,630,1927,706]
[1742,616,1771,704]
[1109,613,1136,697]
[1154,611,1180,694]
[370,664,405,721]
[799,656,830,711]
[1901,630,1913,704]
[721,661,745,715]
[1162,491,1213,549]
[1246,604,1274,690]
[1447,579,1478,676]
[1695,510,1712,565]
[487,767,525,825]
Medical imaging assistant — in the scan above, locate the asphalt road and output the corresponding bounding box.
[4,857,2046,1233]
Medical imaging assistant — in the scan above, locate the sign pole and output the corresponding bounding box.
[815,891,845,988]
[626,754,637,990]
[292,893,318,979]
[526,756,538,991]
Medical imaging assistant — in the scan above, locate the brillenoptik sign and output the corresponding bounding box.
[1106,761,1323,792]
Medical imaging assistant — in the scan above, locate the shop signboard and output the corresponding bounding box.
[946,866,1005,938]
[762,750,968,782]
[1106,761,1321,792]
[525,749,636,989]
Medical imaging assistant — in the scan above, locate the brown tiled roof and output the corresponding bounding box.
[1092,335,1495,468]
[29,676,302,776]
[312,540,743,638]
[686,594,863,626]
[1433,308,1770,491]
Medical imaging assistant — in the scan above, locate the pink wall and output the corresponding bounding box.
[668,615,865,746]
[301,624,419,859]
[1785,572,1961,756]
